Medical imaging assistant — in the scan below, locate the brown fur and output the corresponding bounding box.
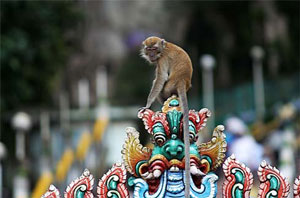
[141,36,193,106]
[140,36,192,197]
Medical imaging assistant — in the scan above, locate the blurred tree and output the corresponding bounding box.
[1,1,82,112]
[185,1,255,89]
[274,1,300,74]
[0,2,82,182]
[184,1,299,89]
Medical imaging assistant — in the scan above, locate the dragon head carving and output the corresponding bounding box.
[121,95,227,194]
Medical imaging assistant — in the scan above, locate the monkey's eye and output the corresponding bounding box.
[146,47,158,51]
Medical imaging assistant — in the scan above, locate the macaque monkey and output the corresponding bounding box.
[140,36,192,197]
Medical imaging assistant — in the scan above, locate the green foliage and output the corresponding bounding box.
[1,1,82,111]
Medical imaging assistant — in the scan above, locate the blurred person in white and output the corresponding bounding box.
[225,117,264,171]
[267,103,297,189]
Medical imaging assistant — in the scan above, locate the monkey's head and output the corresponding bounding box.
[141,36,166,63]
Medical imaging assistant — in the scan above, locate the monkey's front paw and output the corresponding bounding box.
[137,106,154,119]
[138,107,148,113]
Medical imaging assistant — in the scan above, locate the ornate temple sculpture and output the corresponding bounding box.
[42,96,299,198]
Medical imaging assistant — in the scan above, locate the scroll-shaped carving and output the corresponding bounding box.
[64,169,94,198]
[257,160,290,198]
[222,154,253,198]
[97,163,129,198]
[42,185,60,198]
[121,127,152,176]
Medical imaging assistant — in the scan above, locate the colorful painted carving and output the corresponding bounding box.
[295,176,300,198]
[41,96,299,198]
[64,169,94,198]
[122,96,226,197]
[222,155,293,198]
[257,160,290,198]
[222,154,253,198]
[97,163,129,198]
[42,185,60,198]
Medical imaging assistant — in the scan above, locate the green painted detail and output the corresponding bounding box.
[189,121,196,134]
[108,190,121,198]
[167,110,182,134]
[234,169,244,183]
[75,187,85,198]
[201,155,213,167]
[169,99,179,107]
[190,143,201,157]
[232,184,244,198]
[231,168,245,198]
[151,146,163,156]
[143,107,201,174]
[107,175,119,190]
[151,139,184,160]
[109,178,117,189]
[153,123,165,134]
[151,141,200,161]
[171,134,177,139]
[266,174,280,198]
[128,177,136,186]
[269,174,280,191]
[135,160,148,177]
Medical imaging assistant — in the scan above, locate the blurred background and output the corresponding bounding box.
[1,1,299,198]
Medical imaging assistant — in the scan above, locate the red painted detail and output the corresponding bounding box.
[257,160,290,198]
[64,169,94,198]
[294,176,300,198]
[97,163,129,198]
[42,185,60,198]
[138,109,170,136]
[222,155,253,198]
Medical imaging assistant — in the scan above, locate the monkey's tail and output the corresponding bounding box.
[178,84,190,198]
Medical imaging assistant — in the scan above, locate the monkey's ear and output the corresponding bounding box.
[161,39,166,48]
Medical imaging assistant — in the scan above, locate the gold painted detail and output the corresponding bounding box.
[121,127,152,176]
[162,95,182,113]
[198,125,227,170]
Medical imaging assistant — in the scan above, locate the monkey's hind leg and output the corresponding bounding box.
[177,83,191,198]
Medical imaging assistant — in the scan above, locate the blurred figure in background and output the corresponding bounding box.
[224,116,265,197]
[266,103,297,190]
[225,117,264,171]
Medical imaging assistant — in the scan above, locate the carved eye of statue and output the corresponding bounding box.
[189,121,196,141]
[189,133,195,141]
[154,132,166,146]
